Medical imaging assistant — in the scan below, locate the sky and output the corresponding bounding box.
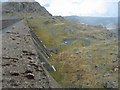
[35,0,119,17]
[1,0,119,17]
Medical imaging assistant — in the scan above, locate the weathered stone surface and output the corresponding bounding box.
[3,2,52,17]
[104,81,118,88]
[10,71,20,76]
[25,73,35,79]
[2,20,50,88]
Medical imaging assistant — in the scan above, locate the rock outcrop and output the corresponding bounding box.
[2,2,52,16]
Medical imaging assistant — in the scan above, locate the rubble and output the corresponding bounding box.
[104,81,118,88]
[2,20,51,88]
[10,71,20,76]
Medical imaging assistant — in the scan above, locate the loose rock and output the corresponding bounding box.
[10,71,20,76]
[104,81,118,88]
[25,73,35,79]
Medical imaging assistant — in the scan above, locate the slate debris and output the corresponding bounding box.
[2,20,51,88]
[104,81,118,88]
[10,71,20,76]
[25,73,35,79]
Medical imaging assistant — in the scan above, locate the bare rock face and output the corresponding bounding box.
[2,2,52,16]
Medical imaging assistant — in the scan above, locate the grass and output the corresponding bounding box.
[26,16,118,88]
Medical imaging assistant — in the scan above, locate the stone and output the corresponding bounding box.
[27,56,32,60]
[36,67,43,72]
[112,59,118,63]
[103,73,110,77]
[30,63,39,68]
[13,59,18,62]
[28,16,33,19]
[16,42,20,45]
[3,48,6,50]
[104,81,118,88]
[29,52,36,56]
[6,31,11,33]
[11,38,15,40]
[2,56,10,59]
[29,60,35,63]
[20,56,22,58]
[2,63,10,66]
[75,51,80,54]
[110,70,114,73]
[12,26,15,29]
[22,50,28,53]
[25,73,35,79]
[15,35,20,37]
[114,68,119,72]
[95,65,99,68]
[10,71,19,76]
[11,83,19,86]
[26,34,31,36]
[25,70,33,74]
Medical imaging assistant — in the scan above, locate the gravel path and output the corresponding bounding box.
[2,20,58,88]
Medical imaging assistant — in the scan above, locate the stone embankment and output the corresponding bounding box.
[2,20,60,88]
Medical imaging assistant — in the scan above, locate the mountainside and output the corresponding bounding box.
[27,15,118,88]
[2,2,52,17]
[2,1,119,88]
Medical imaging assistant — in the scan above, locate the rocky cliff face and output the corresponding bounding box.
[2,2,52,16]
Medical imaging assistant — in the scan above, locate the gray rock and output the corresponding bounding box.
[6,31,11,33]
[3,2,52,17]
[27,56,32,60]
[28,16,33,19]
[95,65,99,68]
[12,26,15,29]
[75,51,80,54]
[15,35,20,37]
[10,71,20,76]
[25,73,35,79]
[30,63,39,68]
[25,69,33,74]
[22,50,28,53]
[114,67,119,72]
[104,81,118,88]
[103,73,110,77]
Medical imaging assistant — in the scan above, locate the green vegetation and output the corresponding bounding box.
[26,16,118,88]
[3,1,118,88]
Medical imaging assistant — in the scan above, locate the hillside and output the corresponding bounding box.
[27,16,118,88]
[2,2,52,17]
[2,1,119,88]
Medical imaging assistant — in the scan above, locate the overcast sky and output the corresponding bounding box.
[36,0,119,17]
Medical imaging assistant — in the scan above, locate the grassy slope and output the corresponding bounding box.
[27,16,118,88]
